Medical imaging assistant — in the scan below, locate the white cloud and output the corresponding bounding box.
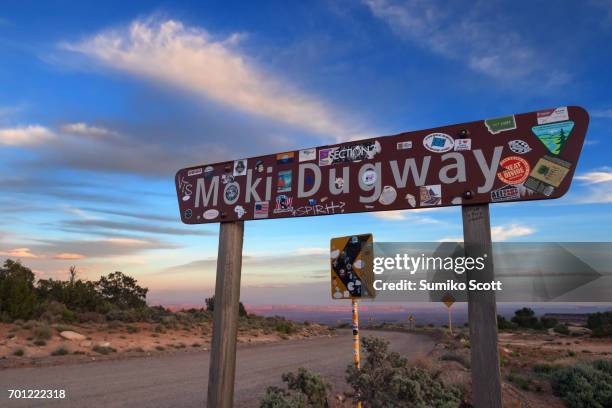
[439,223,535,242]
[490,224,535,241]
[53,253,86,260]
[294,247,329,256]
[364,0,568,83]
[61,122,119,138]
[0,125,55,146]
[567,168,612,204]
[575,170,612,184]
[591,109,612,119]
[0,248,40,259]
[62,18,365,140]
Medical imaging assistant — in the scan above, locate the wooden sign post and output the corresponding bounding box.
[207,221,244,408]
[174,106,588,408]
[462,204,502,408]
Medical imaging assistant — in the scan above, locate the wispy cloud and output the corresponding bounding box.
[364,0,569,84]
[0,248,40,258]
[490,224,535,241]
[53,252,86,260]
[61,219,214,237]
[60,122,120,138]
[568,168,612,204]
[0,125,55,146]
[439,223,535,242]
[61,18,365,141]
[591,108,612,119]
[575,170,612,184]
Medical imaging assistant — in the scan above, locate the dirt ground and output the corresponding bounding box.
[0,320,331,369]
[427,326,612,408]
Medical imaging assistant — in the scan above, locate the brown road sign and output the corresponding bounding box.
[175,106,589,223]
[442,293,456,308]
[330,234,374,300]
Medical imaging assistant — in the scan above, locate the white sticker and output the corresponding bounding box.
[234,205,246,219]
[423,133,454,153]
[361,169,377,186]
[187,168,202,177]
[508,140,532,154]
[454,138,471,151]
[537,107,569,125]
[405,193,416,207]
[396,141,412,150]
[330,249,340,259]
[233,159,247,176]
[378,186,397,205]
[299,148,316,162]
[203,209,219,220]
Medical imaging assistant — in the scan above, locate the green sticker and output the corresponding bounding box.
[531,121,574,155]
[485,115,517,134]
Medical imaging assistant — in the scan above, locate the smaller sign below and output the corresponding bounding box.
[331,234,375,300]
[442,293,456,308]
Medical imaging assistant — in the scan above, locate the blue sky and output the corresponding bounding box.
[1,0,612,307]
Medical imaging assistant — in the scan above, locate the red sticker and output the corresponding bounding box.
[497,156,530,185]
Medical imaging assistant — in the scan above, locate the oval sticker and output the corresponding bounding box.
[423,133,454,153]
[203,209,219,220]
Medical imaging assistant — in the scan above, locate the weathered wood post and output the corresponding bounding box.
[207,221,244,408]
[462,204,502,408]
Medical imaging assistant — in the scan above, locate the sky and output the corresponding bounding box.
[1,0,612,308]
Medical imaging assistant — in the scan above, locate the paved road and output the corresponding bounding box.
[0,330,434,408]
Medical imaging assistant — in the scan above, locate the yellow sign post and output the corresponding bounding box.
[351,299,362,408]
[331,234,374,408]
[442,293,456,335]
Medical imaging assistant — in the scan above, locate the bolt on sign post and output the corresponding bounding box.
[442,293,455,334]
[330,233,374,408]
[175,106,589,408]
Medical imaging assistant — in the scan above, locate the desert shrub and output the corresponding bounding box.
[275,319,297,335]
[92,345,116,355]
[540,316,559,329]
[551,360,612,408]
[32,322,53,340]
[497,315,517,330]
[76,311,105,323]
[155,346,165,351]
[51,346,69,356]
[96,271,147,310]
[587,312,612,338]
[345,336,462,407]
[440,352,470,369]
[554,323,570,335]
[533,363,560,375]
[260,386,307,408]
[38,301,75,323]
[511,308,540,329]
[259,367,330,408]
[205,295,248,317]
[12,348,25,356]
[0,260,38,320]
[126,325,139,333]
[33,339,47,346]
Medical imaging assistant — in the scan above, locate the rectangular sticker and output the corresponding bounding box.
[299,148,316,162]
[537,107,569,125]
[454,138,471,151]
[254,201,269,218]
[276,152,295,165]
[277,170,293,192]
[485,115,517,134]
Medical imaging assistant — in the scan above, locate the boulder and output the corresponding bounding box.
[60,331,86,341]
